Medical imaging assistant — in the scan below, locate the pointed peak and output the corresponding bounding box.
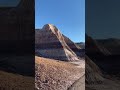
[42,24,56,30]
[42,24,59,34]
[46,24,55,27]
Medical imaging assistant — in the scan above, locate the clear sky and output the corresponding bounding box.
[35,0,85,42]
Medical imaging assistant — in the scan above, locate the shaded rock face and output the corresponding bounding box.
[85,55,104,84]
[35,24,81,61]
[0,0,35,76]
[97,38,120,55]
[0,0,34,53]
[86,34,111,56]
[63,35,85,57]
[86,35,120,74]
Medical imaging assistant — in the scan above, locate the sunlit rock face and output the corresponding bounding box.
[35,24,82,61]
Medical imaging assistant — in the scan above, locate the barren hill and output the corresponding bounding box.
[35,24,82,61]
[85,35,120,90]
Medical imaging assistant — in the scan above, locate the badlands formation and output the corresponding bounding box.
[35,24,85,90]
[35,25,120,90]
[86,35,120,90]
[35,24,82,61]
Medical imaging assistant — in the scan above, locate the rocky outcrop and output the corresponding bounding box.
[63,35,85,57]
[35,24,81,61]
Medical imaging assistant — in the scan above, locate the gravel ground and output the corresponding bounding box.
[68,75,85,90]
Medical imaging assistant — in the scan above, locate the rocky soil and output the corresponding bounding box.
[35,56,85,90]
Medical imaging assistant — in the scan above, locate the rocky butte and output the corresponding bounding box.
[35,24,84,61]
[35,24,85,90]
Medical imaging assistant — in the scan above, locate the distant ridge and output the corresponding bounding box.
[86,35,111,56]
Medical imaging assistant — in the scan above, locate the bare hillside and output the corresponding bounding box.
[35,56,85,90]
[35,24,82,61]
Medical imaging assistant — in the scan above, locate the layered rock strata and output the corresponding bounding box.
[35,24,80,61]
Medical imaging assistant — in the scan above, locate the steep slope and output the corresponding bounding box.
[85,56,104,84]
[86,57,120,90]
[35,24,80,61]
[86,35,120,90]
[86,35,120,74]
[63,35,81,49]
[86,34,111,56]
[63,35,85,57]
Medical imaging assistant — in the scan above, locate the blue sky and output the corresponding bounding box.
[35,0,85,42]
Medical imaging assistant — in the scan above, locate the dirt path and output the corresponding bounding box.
[68,75,85,90]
